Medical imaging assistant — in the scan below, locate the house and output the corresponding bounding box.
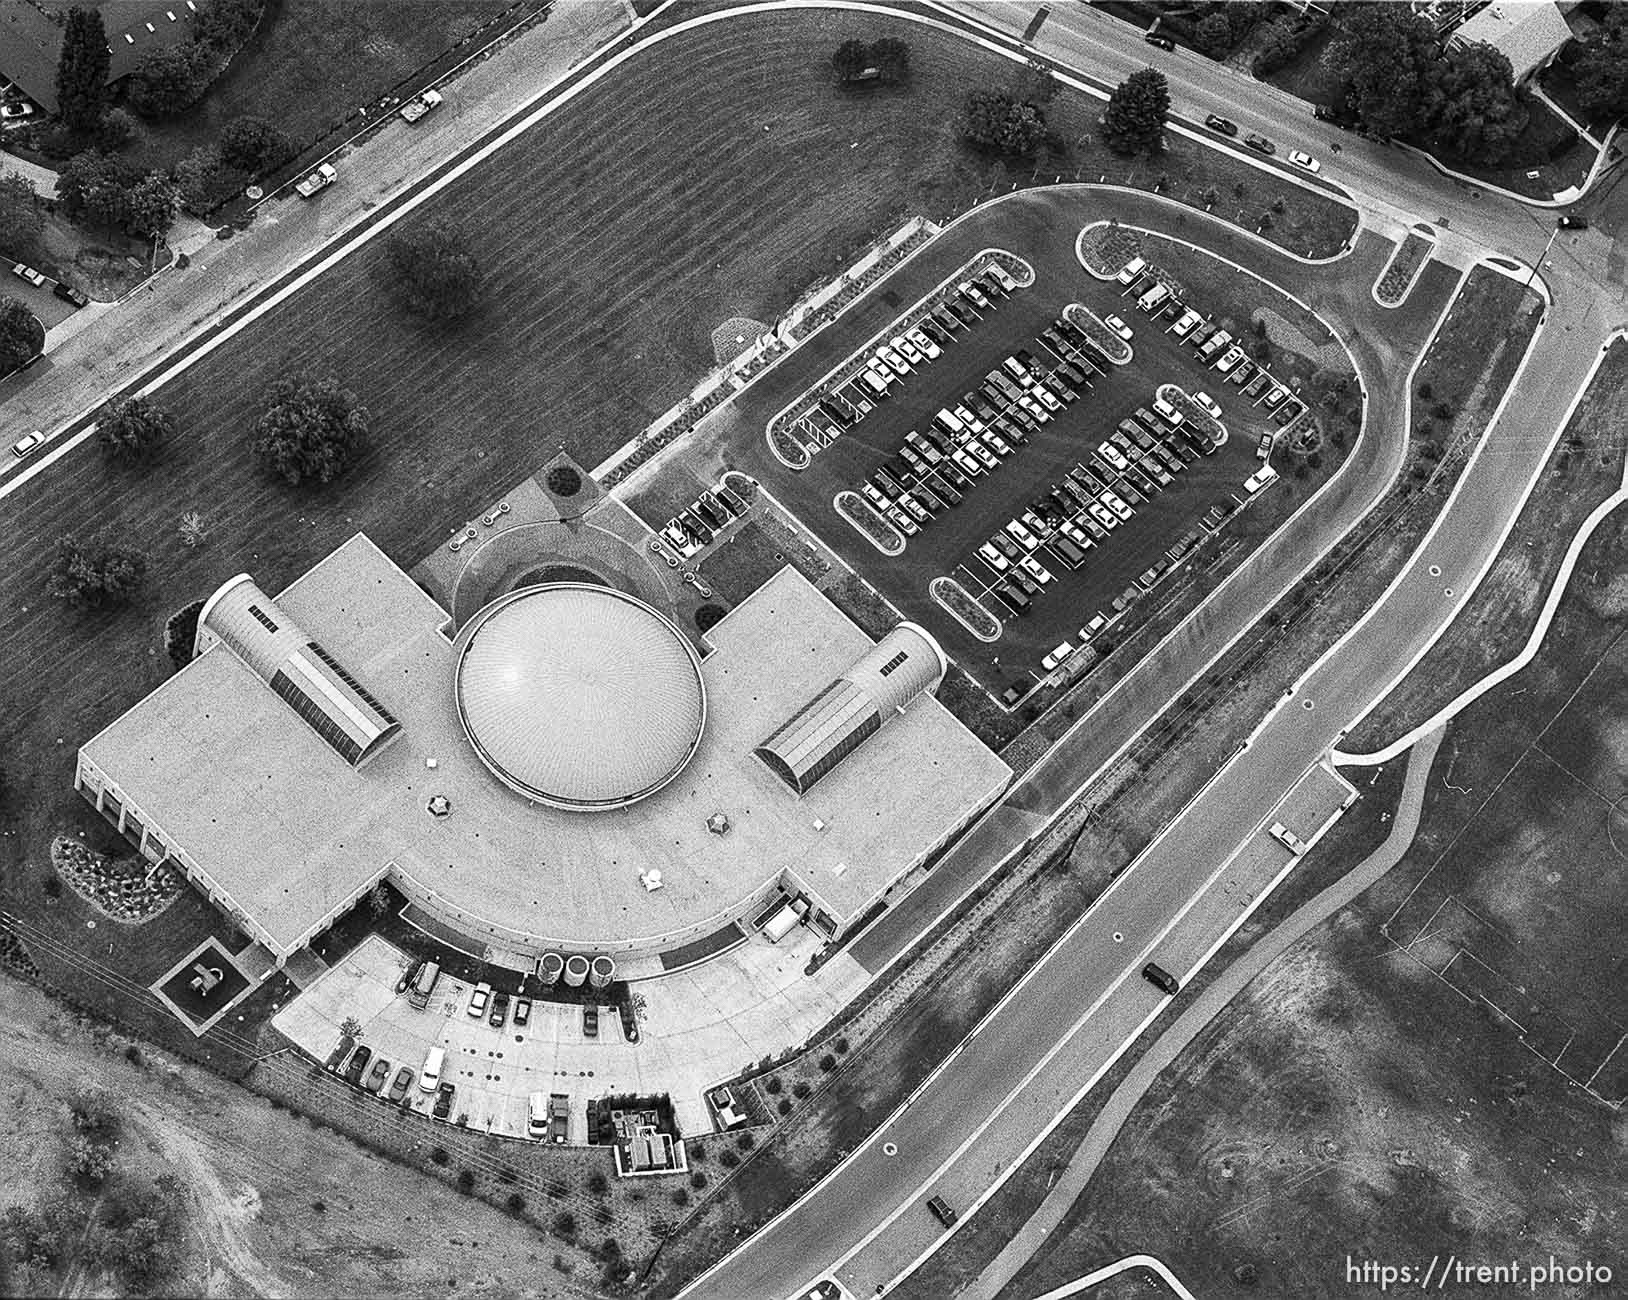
[0,0,200,115]
[1448,0,1573,83]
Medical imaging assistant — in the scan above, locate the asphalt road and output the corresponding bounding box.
[677,6,1627,1299]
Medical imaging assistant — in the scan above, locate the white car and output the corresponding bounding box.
[1005,520,1038,550]
[466,982,492,1018]
[978,541,1010,571]
[1042,641,1074,671]
[1193,391,1223,420]
[886,507,919,536]
[1088,502,1118,530]
[1082,614,1108,638]
[1018,395,1049,424]
[1033,385,1061,413]
[11,429,46,458]
[954,404,984,433]
[1020,555,1053,585]
[877,347,909,376]
[11,262,45,287]
[953,450,983,477]
[1101,491,1133,522]
[969,441,999,469]
[982,431,1013,458]
[0,102,35,121]
[893,336,923,366]
[1104,314,1134,341]
[987,265,1019,291]
[907,328,941,360]
[1287,149,1320,173]
[862,483,891,510]
[1097,441,1129,472]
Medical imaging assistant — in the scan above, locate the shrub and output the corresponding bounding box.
[43,874,62,900]
[1417,382,1433,399]
[1432,400,1456,420]
[778,1098,792,1116]
[765,1076,783,1094]
[128,43,213,118]
[506,1193,526,1215]
[544,464,582,496]
[737,1132,755,1152]
[834,1036,849,1054]
[1101,68,1169,157]
[689,1140,706,1161]
[98,395,174,466]
[456,1170,475,1193]
[552,1212,577,1239]
[220,115,292,172]
[718,1149,740,1168]
[689,1170,708,1191]
[587,1171,609,1196]
[671,1187,690,1208]
[818,1053,837,1072]
[960,89,1047,157]
[430,1146,449,1166]
[1251,16,1325,79]
[67,1135,115,1183]
[792,1081,811,1099]
[0,294,44,374]
[1196,12,1232,57]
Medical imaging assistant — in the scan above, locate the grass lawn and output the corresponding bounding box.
[1345,338,1628,752]
[991,510,1628,1300]
[1416,94,1595,200]
[121,0,526,175]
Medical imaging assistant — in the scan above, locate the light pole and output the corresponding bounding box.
[1525,222,1559,295]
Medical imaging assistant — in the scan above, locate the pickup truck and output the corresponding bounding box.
[399,89,443,123]
[294,163,337,198]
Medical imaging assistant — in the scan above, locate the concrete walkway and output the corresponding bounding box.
[959,725,1445,1300]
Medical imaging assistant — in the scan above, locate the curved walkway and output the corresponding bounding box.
[960,725,1445,1300]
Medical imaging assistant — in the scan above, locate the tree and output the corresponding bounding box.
[1196,13,1233,57]
[50,529,149,609]
[99,396,174,466]
[70,1084,121,1139]
[127,42,211,118]
[55,7,110,134]
[871,37,911,84]
[99,1176,182,1292]
[830,38,870,83]
[1434,42,1527,163]
[1573,8,1628,120]
[67,1135,115,1183]
[220,115,292,173]
[124,172,180,241]
[960,90,1047,156]
[0,297,42,374]
[384,220,482,321]
[1324,4,1443,140]
[1101,68,1170,156]
[0,175,44,263]
[252,370,371,486]
[56,150,138,230]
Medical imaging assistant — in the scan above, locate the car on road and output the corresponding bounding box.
[1142,962,1181,995]
[466,981,492,1018]
[294,162,338,198]
[488,990,510,1028]
[343,1045,372,1085]
[11,262,45,287]
[927,1195,958,1227]
[1244,132,1275,155]
[1204,113,1237,136]
[1557,214,1588,229]
[388,1066,415,1103]
[399,88,443,123]
[11,429,46,459]
[1193,391,1223,420]
[432,1081,455,1120]
[52,281,89,308]
[1144,30,1174,50]
[1286,148,1320,173]
[583,1004,599,1037]
[365,1057,391,1093]
[1103,314,1133,341]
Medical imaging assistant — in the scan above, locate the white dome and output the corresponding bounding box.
[455,584,705,810]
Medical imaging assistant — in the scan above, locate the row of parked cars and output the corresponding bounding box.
[467,979,602,1036]
[326,1034,457,1120]
[786,261,1021,458]
[11,261,89,307]
[659,479,750,559]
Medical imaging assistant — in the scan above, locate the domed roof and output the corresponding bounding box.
[455,584,706,811]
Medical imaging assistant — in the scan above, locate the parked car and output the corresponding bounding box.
[1103,314,1133,341]
[365,1057,391,1094]
[1193,391,1223,420]
[907,328,941,359]
[0,102,36,121]
[876,346,909,376]
[388,1066,415,1103]
[1204,113,1237,136]
[11,262,45,287]
[1042,641,1074,672]
[466,982,492,1018]
[583,1004,599,1037]
[1019,554,1052,585]
[1244,132,1275,155]
[399,88,443,123]
[1286,148,1320,173]
[11,429,46,459]
[324,1034,356,1072]
[432,1082,456,1120]
[343,1044,372,1085]
[52,281,89,308]
[294,162,338,198]
[513,996,532,1027]
[893,336,923,366]
[1144,30,1174,50]
[489,991,510,1028]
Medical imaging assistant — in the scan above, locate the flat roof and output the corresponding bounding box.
[81,535,1010,956]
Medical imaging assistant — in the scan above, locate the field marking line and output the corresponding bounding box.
[1335,329,1628,765]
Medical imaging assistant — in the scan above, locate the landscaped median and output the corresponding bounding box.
[1062,300,1132,365]
[930,575,1002,644]
[832,491,904,556]
[1372,226,1437,308]
[1156,383,1226,447]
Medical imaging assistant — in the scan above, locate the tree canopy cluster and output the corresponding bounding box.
[127,0,263,118]
[0,295,44,375]
[98,396,174,466]
[55,151,179,239]
[385,219,483,321]
[0,176,44,265]
[1571,6,1628,122]
[829,37,911,84]
[50,528,149,609]
[1324,7,1529,163]
[1101,67,1171,157]
[251,370,371,487]
[960,89,1049,157]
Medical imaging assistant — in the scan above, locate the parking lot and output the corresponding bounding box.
[751,222,1303,701]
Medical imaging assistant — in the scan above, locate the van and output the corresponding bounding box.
[408,959,441,1009]
[1116,256,1147,286]
[420,1046,446,1092]
[860,369,889,399]
[527,1091,550,1140]
[1199,329,1232,361]
[1136,283,1170,312]
[933,408,966,438]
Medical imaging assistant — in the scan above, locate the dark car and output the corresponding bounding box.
[387,1066,415,1103]
[695,496,728,530]
[1144,31,1174,50]
[52,281,89,308]
[1244,132,1275,155]
[1203,113,1237,137]
[583,1004,599,1038]
[1557,215,1588,229]
[395,957,422,995]
[324,1034,356,1072]
[1142,962,1181,996]
[513,996,532,1027]
[432,1081,455,1120]
[927,1195,958,1227]
[365,1057,391,1093]
[343,1044,372,1085]
[1312,104,1335,122]
[488,991,510,1028]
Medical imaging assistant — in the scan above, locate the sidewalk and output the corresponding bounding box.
[0,0,630,440]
